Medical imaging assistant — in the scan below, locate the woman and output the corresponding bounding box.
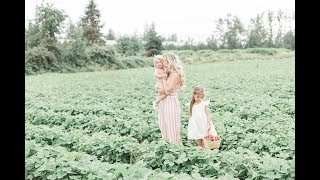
[157,53,185,143]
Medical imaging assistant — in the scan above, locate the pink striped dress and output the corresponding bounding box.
[157,81,182,143]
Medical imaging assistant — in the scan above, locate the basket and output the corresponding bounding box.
[203,135,221,149]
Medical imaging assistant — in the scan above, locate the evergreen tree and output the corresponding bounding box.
[80,0,105,46]
[144,22,163,57]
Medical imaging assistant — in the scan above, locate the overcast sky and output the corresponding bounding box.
[25,0,295,42]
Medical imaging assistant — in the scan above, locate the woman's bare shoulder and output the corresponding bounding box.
[171,72,181,79]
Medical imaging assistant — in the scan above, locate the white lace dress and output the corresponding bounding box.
[187,100,218,139]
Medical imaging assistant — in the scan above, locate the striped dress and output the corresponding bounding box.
[157,82,182,143]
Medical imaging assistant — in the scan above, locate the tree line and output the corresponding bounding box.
[25,0,294,74]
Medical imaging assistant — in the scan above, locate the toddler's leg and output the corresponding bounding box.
[152,93,166,110]
[155,94,166,104]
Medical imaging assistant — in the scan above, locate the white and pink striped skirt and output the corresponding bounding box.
[157,93,182,143]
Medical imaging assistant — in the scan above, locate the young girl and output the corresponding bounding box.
[152,55,168,110]
[187,86,218,147]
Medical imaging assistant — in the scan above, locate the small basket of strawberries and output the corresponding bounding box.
[203,134,221,149]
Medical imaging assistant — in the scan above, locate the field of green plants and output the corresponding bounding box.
[25,56,295,179]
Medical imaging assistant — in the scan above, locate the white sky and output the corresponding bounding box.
[25,0,295,42]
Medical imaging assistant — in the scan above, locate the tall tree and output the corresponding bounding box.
[25,22,42,50]
[274,10,284,48]
[246,13,268,48]
[282,30,295,50]
[144,22,163,57]
[64,21,88,67]
[80,0,105,46]
[167,34,178,41]
[215,14,245,49]
[266,11,275,47]
[35,3,66,41]
[215,17,227,48]
[34,3,66,59]
[143,22,156,40]
[25,3,66,72]
[206,35,218,50]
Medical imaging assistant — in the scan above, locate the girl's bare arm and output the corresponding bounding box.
[205,105,212,130]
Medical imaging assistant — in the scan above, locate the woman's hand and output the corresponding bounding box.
[156,87,163,94]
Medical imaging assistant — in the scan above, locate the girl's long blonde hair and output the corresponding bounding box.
[153,55,163,67]
[189,86,205,117]
[162,53,185,89]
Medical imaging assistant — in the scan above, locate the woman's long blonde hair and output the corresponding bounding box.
[162,53,185,89]
[189,86,205,117]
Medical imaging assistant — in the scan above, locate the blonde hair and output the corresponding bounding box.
[162,53,185,88]
[189,86,205,116]
[153,55,163,67]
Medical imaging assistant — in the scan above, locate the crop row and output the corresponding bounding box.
[26,123,294,179]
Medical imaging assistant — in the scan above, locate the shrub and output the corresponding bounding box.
[244,48,278,55]
[86,45,117,68]
[216,49,240,53]
[25,46,58,73]
[120,56,153,69]
[116,36,142,56]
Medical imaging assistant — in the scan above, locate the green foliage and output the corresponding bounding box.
[80,0,105,46]
[144,23,163,57]
[119,56,153,69]
[216,49,240,53]
[25,47,294,75]
[206,35,219,50]
[86,44,117,67]
[62,24,88,67]
[25,140,198,179]
[244,48,278,55]
[215,14,246,49]
[25,22,42,50]
[26,58,294,179]
[282,30,295,50]
[163,38,218,51]
[25,2,66,74]
[25,46,58,74]
[35,2,67,40]
[246,13,268,48]
[224,14,246,49]
[167,34,178,41]
[266,11,275,48]
[145,48,161,57]
[116,36,142,56]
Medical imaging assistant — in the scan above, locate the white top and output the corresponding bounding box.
[187,100,218,139]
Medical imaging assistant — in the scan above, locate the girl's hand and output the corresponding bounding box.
[207,122,212,132]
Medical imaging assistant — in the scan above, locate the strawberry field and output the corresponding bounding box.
[25,57,295,179]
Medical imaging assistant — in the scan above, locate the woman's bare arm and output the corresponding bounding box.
[162,72,180,95]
